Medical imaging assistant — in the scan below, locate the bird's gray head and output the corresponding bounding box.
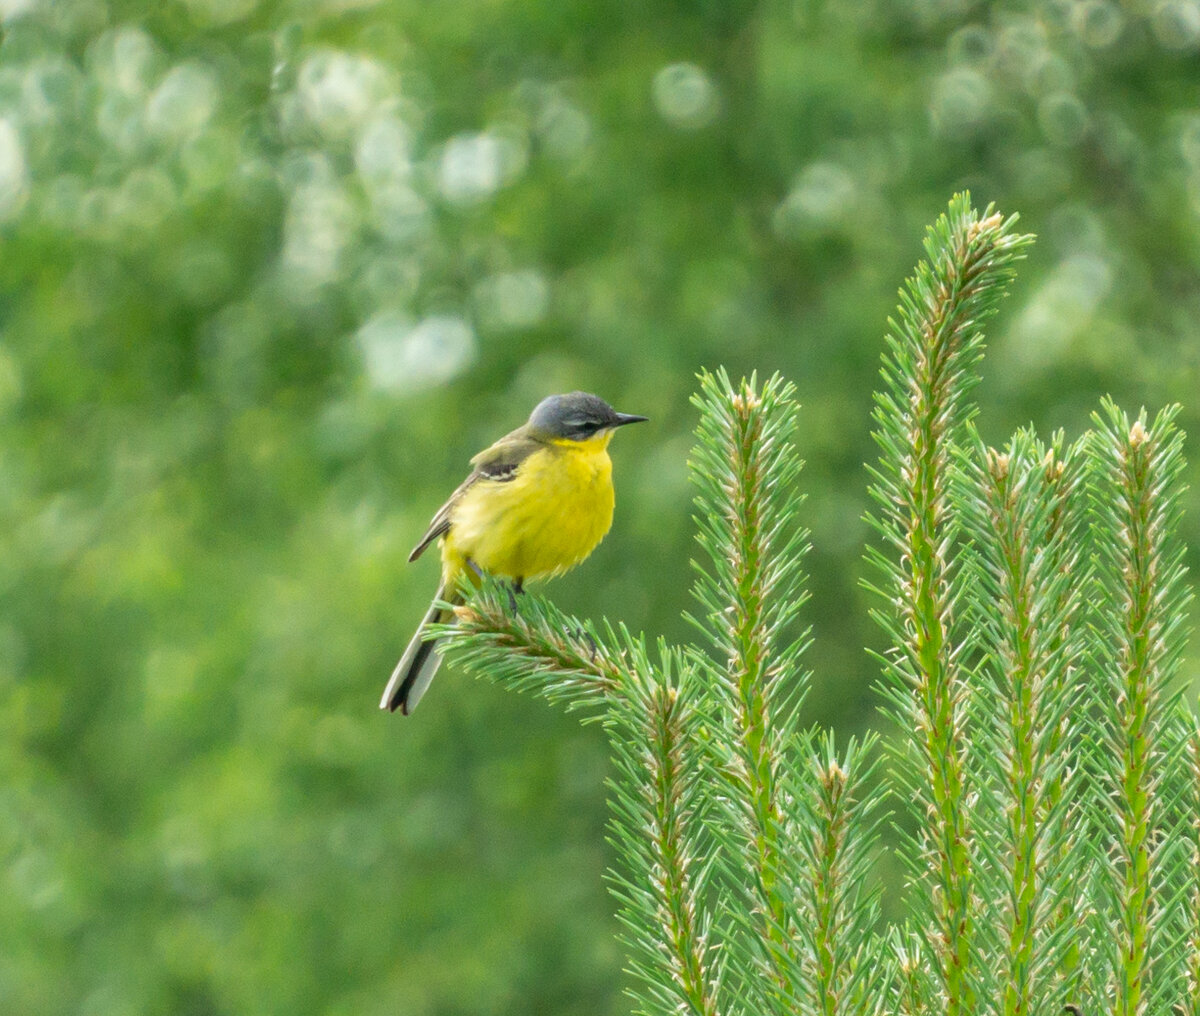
[527,391,648,441]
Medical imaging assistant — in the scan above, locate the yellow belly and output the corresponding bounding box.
[442,436,616,584]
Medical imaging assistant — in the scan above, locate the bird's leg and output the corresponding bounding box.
[465,558,484,582]
[580,629,598,663]
[562,624,598,663]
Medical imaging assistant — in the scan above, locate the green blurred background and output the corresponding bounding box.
[1,0,1198,1012]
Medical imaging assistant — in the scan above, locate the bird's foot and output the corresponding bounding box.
[505,578,524,614]
[563,625,598,663]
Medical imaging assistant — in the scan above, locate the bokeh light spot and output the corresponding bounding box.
[994,19,1049,81]
[652,63,719,129]
[1153,0,1200,49]
[946,25,994,66]
[1179,114,1200,167]
[438,131,524,205]
[94,25,161,97]
[298,50,394,138]
[0,117,29,220]
[535,93,591,161]
[280,174,358,290]
[930,68,993,133]
[1072,0,1125,47]
[474,269,550,331]
[18,56,81,125]
[1027,52,1075,98]
[146,62,219,141]
[367,183,431,242]
[179,127,238,191]
[358,312,475,391]
[0,0,37,21]
[773,161,856,238]
[1038,92,1091,147]
[1008,252,1113,373]
[355,114,412,189]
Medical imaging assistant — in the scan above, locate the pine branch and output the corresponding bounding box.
[865,192,1034,1015]
[419,196,1198,1016]
[438,582,725,1015]
[785,733,890,1016]
[607,651,726,1016]
[892,927,936,1016]
[1087,401,1191,1016]
[956,428,1091,1015]
[1182,717,1200,1016]
[810,750,854,1016]
[688,369,810,1010]
[433,580,621,714]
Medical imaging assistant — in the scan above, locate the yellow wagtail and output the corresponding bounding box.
[381,391,647,714]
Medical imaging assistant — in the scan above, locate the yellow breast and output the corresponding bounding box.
[442,434,616,584]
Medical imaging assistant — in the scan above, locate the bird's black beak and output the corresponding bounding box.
[613,412,649,427]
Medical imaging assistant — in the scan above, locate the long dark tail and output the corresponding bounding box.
[380,585,461,714]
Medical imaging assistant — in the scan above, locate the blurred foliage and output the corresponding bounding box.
[0,0,1197,1013]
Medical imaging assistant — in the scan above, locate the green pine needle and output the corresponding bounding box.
[429,194,1195,1016]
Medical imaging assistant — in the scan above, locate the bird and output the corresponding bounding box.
[381,391,648,714]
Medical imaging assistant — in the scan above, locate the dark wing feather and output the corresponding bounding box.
[407,472,474,562]
[407,429,544,562]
